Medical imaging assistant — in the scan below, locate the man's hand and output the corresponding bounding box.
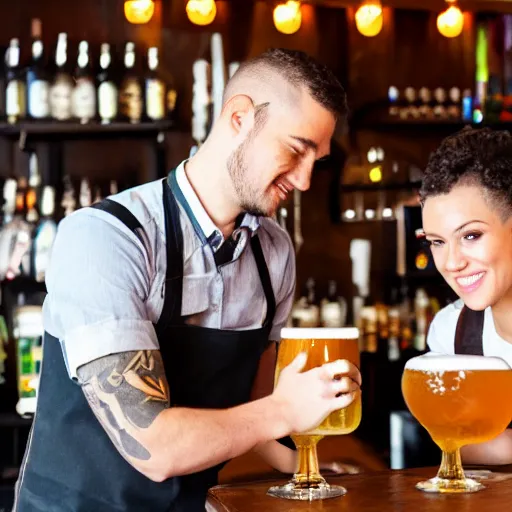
[461,430,512,466]
[270,352,361,435]
[319,461,361,475]
[77,348,361,482]
[254,440,362,475]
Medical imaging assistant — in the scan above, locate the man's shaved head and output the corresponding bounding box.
[190,48,343,221]
[222,48,347,121]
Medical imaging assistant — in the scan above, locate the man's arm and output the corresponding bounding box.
[77,348,360,482]
[77,349,289,482]
[461,430,512,466]
[248,342,298,473]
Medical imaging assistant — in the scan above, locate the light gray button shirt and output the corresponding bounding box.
[43,161,296,379]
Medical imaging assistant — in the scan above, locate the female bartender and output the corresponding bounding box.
[421,126,512,465]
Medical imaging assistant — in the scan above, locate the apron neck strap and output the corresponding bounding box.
[250,235,276,328]
[454,306,485,355]
[155,176,184,335]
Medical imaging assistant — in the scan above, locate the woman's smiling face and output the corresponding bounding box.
[422,183,512,311]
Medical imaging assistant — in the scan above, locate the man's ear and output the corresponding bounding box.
[223,94,255,138]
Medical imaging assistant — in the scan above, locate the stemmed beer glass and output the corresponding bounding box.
[402,353,512,493]
[267,327,361,501]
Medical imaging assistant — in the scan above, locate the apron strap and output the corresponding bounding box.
[155,177,184,336]
[158,169,277,331]
[250,235,276,328]
[90,198,143,234]
[454,306,485,355]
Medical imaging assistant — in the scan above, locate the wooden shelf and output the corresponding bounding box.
[0,412,32,428]
[0,120,177,141]
[352,119,512,133]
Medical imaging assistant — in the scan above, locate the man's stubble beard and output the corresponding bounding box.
[227,135,272,217]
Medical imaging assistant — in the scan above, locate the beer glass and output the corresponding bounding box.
[267,327,361,501]
[402,353,512,493]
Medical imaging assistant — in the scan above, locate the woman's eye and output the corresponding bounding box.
[427,239,444,248]
[463,232,482,242]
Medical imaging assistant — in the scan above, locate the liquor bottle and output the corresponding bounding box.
[79,178,92,208]
[474,22,488,124]
[290,278,320,327]
[462,89,473,122]
[119,42,142,123]
[402,87,417,119]
[503,15,512,122]
[387,305,401,361]
[145,47,165,121]
[360,306,377,353]
[0,46,6,122]
[32,185,57,283]
[448,87,461,119]
[61,174,76,216]
[320,280,347,327]
[14,302,44,417]
[4,175,33,280]
[97,43,118,124]
[26,152,41,224]
[93,185,103,204]
[414,288,429,352]
[418,87,432,119]
[72,41,96,124]
[0,179,17,279]
[376,302,390,357]
[0,314,7,387]
[388,86,399,116]
[26,19,50,120]
[167,82,178,120]
[5,38,26,124]
[110,180,119,195]
[433,88,448,118]
[49,33,73,121]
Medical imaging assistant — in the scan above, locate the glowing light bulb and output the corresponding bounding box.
[437,5,464,38]
[186,0,217,26]
[273,1,302,35]
[124,0,154,24]
[369,166,382,183]
[355,2,383,37]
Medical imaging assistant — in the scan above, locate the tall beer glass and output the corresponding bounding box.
[267,327,361,501]
[402,353,512,493]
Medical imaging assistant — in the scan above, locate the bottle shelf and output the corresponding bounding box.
[0,120,177,140]
[352,119,512,133]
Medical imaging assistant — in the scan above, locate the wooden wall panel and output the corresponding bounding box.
[0,0,486,307]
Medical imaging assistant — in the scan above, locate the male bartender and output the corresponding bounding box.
[14,48,361,511]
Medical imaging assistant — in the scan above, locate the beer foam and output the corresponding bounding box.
[280,327,359,340]
[405,353,511,372]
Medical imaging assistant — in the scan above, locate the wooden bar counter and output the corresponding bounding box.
[207,466,512,511]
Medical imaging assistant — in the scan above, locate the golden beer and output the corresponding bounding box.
[402,353,512,493]
[276,328,361,436]
[268,327,361,501]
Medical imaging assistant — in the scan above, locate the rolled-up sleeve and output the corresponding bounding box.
[44,209,159,380]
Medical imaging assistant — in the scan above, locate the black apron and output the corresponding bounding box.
[14,172,276,511]
[455,305,512,429]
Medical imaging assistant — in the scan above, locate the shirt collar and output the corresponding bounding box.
[173,161,260,252]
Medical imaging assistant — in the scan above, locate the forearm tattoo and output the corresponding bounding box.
[77,350,170,462]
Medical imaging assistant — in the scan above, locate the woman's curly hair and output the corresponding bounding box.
[420,126,512,219]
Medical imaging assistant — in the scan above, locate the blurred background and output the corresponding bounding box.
[0,0,509,507]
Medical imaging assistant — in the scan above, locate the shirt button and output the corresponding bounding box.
[211,303,219,312]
